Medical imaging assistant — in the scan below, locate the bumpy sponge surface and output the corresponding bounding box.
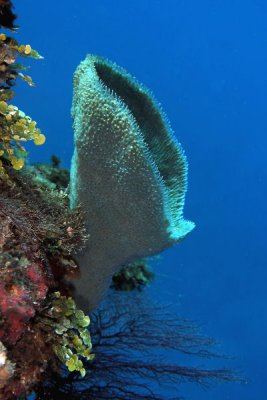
[70,54,195,310]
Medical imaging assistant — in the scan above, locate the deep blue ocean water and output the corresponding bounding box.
[14,1,266,399]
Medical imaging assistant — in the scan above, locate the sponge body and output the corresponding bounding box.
[70,55,194,310]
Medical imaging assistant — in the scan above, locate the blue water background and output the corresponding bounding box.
[15,1,266,399]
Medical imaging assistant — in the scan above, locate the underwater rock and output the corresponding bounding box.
[70,54,195,310]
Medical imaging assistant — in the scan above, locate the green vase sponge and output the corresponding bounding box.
[70,54,195,310]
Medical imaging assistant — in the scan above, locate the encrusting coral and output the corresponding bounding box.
[70,54,195,310]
